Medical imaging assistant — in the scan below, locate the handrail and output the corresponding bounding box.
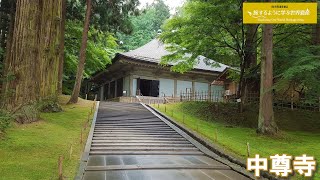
[164,97,170,104]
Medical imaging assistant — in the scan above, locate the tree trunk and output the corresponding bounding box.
[68,0,92,104]
[243,24,258,100]
[312,0,320,45]
[237,59,245,112]
[238,24,258,112]
[238,0,259,112]
[313,23,320,45]
[58,0,66,95]
[3,0,62,110]
[38,0,63,98]
[257,23,278,135]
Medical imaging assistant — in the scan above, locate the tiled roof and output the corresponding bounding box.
[120,39,228,73]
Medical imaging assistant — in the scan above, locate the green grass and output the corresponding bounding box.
[152,102,320,179]
[0,96,95,180]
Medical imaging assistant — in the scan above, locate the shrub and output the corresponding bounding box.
[0,110,12,134]
[14,104,40,124]
[37,96,62,113]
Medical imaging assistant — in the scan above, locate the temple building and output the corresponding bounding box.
[91,39,229,101]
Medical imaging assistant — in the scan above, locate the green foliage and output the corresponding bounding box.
[0,0,14,78]
[161,0,319,100]
[14,104,39,124]
[0,110,12,134]
[117,0,170,51]
[273,24,320,100]
[67,0,139,33]
[64,20,118,94]
[160,0,243,72]
[64,0,139,96]
[226,68,241,83]
[37,97,63,113]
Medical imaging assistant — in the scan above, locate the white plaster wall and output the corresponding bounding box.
[177,80,192,96]
[122,76,130,96]
[211,85,225,102]
[159,78,174,97]
[211,85,224,92]
[133,78,137,96]
[194,82,209,93]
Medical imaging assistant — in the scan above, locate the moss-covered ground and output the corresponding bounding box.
[0,96,95,180]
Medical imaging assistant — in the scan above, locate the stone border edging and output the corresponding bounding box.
[75,101,100,180]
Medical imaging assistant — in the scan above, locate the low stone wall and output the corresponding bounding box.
[106,96,172,104]
[106,97,140,103]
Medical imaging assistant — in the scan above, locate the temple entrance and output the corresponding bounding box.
[138,79,159,97]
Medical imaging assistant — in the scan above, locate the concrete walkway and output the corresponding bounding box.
[78,102,252,180]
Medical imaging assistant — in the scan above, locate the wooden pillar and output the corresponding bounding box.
[115,80,118,98]
[174,79,178,98]
[208,84,211,101]
[291,91,294,110]
[192,81,195,100]
[100,85,104,101]
[129,75,133,96]
[137,78,141,96]
[108,82,111,99]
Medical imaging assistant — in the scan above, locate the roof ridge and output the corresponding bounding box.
[121,39,228,73]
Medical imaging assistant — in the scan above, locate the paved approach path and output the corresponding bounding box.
[80,102,252,180]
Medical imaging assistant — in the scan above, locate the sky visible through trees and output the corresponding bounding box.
[139,0,185,13]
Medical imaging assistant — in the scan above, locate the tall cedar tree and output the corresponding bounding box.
[58,0,67,95]
[68,0,92,104]
[2,0,62,110]
[257,0,278,135]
